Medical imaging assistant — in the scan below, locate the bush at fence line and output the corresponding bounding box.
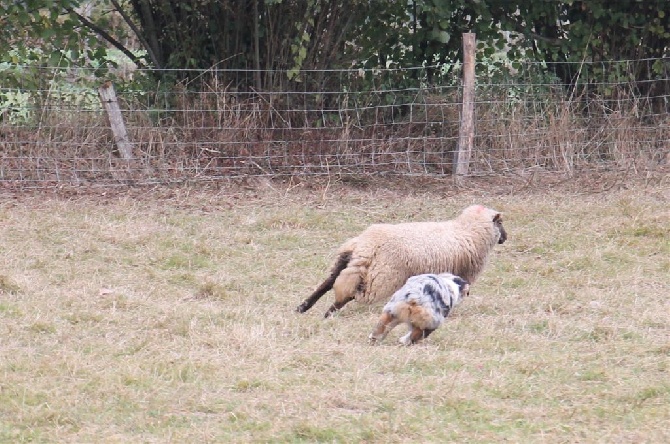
[0,89,32,124]
[0,81,101,126]
[0,47,134,125]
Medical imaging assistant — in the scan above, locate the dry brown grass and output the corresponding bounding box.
[1,78,668,185]
[0,178,668,442]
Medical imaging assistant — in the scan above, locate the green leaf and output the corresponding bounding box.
[431,30,450,44]
[48,51,63,67]
[287,67,301,81]
[651,59,666,75]
[17,11,31,25]
[40,28,56,39]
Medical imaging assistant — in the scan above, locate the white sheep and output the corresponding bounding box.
[296,204,507,318]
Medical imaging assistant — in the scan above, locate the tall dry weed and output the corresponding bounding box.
[0,75,667,186]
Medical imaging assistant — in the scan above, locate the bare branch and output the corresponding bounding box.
[108,0,161,69]
[65,6,147,69]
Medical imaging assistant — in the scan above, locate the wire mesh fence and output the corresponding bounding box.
[1,58,668,188]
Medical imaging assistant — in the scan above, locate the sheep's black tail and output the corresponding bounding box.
[296,251,352,313]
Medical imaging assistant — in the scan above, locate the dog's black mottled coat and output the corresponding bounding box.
[369,272,469,345]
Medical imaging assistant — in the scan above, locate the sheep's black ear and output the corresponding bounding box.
[493,213,502,222]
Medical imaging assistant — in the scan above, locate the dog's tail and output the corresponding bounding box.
[296,251,352,313]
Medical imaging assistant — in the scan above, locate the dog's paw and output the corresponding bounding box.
[398,333,412,346]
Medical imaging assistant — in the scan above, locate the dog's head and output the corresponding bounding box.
[452,276,470,298]
[439,273,470,299]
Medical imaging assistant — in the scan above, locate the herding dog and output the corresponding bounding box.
[369,273,469,346]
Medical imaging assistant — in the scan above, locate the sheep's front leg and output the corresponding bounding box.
[369,312,399,344]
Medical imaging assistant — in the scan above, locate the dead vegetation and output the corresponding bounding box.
[0,73,667,187]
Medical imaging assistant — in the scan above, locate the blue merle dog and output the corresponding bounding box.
[369,273,469,345]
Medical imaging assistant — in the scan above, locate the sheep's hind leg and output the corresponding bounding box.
[296,252,351,314]
[296,282,332,313]
[369,312,400,344]
[323,296,354,318]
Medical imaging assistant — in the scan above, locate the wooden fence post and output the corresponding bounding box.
[99,81,134,160]
[454,32,476,176]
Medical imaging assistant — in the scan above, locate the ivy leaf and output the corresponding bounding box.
[431,30,450,44]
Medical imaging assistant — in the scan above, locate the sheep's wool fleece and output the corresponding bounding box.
[334,205,501,304]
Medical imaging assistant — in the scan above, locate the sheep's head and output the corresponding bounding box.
[493,213,507,244]
[461,205,508,245]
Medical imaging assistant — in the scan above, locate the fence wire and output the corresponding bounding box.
[1,58,668,188]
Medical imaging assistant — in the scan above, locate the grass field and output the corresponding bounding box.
[0,177,668,443]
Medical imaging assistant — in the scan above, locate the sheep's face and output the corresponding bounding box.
[493,213,507,244]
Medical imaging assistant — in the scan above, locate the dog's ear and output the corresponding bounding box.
[453,277,469,293]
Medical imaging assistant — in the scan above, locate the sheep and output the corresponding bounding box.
[296,204,507,318]
[368,272,470,346]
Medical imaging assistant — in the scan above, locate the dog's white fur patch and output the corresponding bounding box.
[369,272,469,345]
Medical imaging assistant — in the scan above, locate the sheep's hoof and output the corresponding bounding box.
[368,334,382,345]
[323,308,337,318]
